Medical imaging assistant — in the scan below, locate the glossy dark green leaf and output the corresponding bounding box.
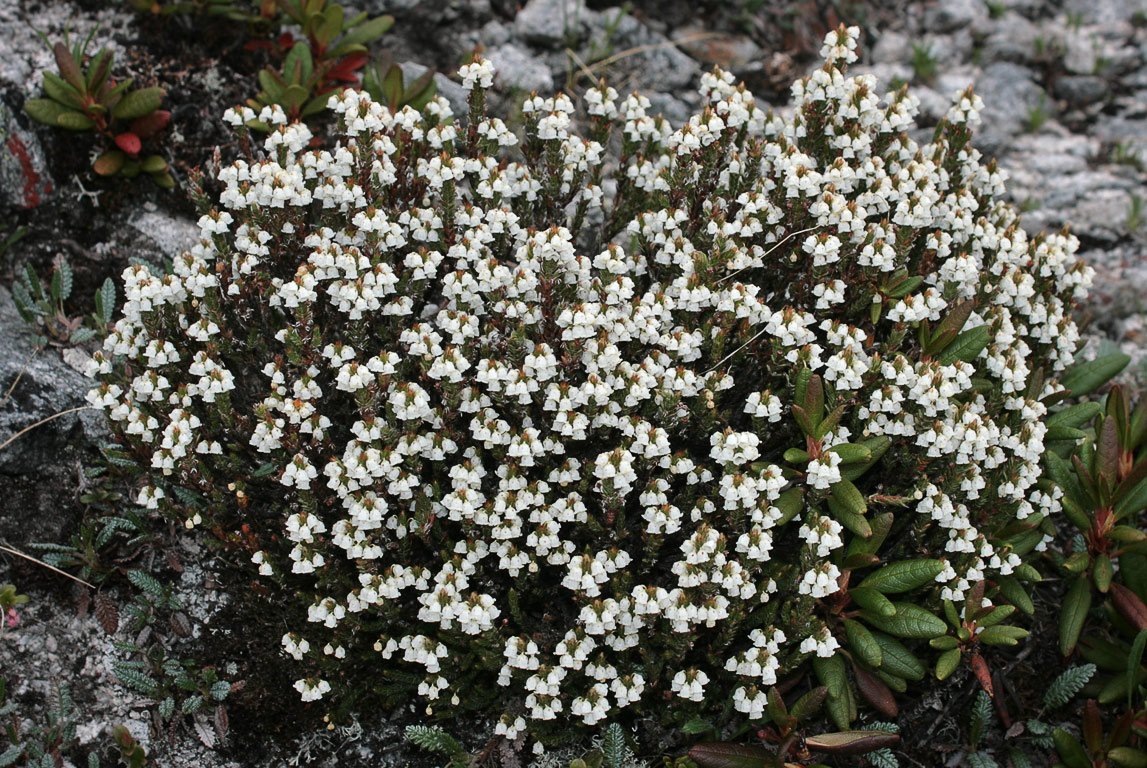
[1060,353,1131,398]
[844,619,882,667]
[937,325,990,364]
[858,560,944,594]
[863,603,947,639]
[850,587,896,617]
[1059,578,1092,656]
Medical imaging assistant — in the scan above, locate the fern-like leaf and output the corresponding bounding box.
[406,725,464,758]
[126,569,165,598]
[1043,664,1096,709]
[967,751,999,768]
[1008,748,1033,768]
[970,690,993,747]
[602,723,631,768]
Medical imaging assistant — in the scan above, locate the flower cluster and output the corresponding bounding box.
[87,25,1091,735]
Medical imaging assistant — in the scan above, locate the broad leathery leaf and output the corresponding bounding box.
[773,487,803,526]
[1053,728,1092,768]
[56,109,97,131]
[870,630,926,680]
[977,625,1029,646]
[53,42,85,91]
[1127,629,1147,710]
[93,149,126,176]
[927,299,976,351]
[1094,553,1114,593]
[813,654,853,729]
[805,731,899,755]
[24,98,71,126]
[43,71,84,108]
[858,560,944,594]
[688,743,780,768]
[1060,353,1131,398]
[850,586,896,617]
[828,443,872,464]
[1059,578,1092,656]
[827,497,870,538]
[844,619,882,667]
[997,576,1035,615]
[1108,747,1147,768]
[112,87,165,121]
[853,666,898,719]
[937,325,990,364]
[863,603,947,638]
[1047,401,1103,429]
[831,478,867,515]
[1111,583,1147,631]
[789,686,829,723]
[935,648,961,680]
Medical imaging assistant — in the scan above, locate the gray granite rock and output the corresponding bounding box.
[1054,75,1109,106]
[980,14,1040,63]
[871,30,910,64]
[127,207,201,260]
[0,98,52,211]
[486,44,555,93]
[973,61,1046,153]
[603,14,700,92]
[0,287,105,479]
[514,0,596,47]
[924,0,988,33]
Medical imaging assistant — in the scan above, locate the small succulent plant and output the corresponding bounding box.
[246,0,393,127]
[23,30,173,188]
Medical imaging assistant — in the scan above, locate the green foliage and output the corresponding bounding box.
[361,53,437,115]
[126,0,265,20]
[405,725,469,768]
[602,723,632,768]
[1045,665,1098,709]
[246,0,393,127]
[1110,141,1144,172]
[1129,194,1144,233]
[1024,93,1049,133]
[112,640,232,743]
[1044,383,1147,656]
[85,23,1100,746]
[24,30,172,186]
[910,42,937,83]
[11,256,118,345]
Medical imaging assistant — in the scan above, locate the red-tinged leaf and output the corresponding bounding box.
[169,611,191,637]
[805,731,900,755]
[325,52,369,83]
[1112,583,1147,631]
[193,711,215,748]
[854,666,898,718]
[73,584,91,620]
[971,653,994,697]
[114,132,141,156]
[689,743,779,768]
[1082,700,1103,755]
[93,149,126,176]
[214,704,229,744]
[54,43,85,91]
[243,39,276,52]
[129,109,170,139]
[94,592,119,634]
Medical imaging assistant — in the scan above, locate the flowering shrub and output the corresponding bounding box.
[85,25,1094,736]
